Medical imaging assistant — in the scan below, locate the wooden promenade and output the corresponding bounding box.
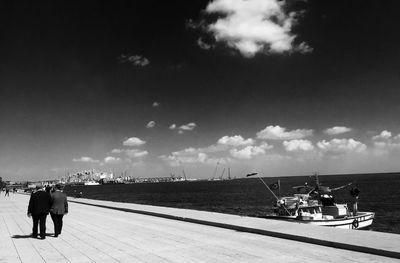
[1,193,399,263]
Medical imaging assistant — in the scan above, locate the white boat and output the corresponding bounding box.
[248,173,374,230]
[84,181,100,186]
[267,193,374,229]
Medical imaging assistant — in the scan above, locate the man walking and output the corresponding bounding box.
[27,186,52,239]
[50,184,68,237]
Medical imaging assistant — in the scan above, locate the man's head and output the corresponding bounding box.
[55,184,63,190]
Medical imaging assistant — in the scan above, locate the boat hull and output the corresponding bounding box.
[265,212,375,230]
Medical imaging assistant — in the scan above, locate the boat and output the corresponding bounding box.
[84,181,100,186]
[248,173,374,229]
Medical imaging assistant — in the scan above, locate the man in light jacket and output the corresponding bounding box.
[50,184,68,237]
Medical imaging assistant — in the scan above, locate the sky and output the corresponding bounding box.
[1,0,400,181]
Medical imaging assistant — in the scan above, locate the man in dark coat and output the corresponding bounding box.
[27,186,52,239]
[50,184,68,237]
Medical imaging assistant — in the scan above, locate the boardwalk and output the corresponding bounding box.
[0,193,398,263]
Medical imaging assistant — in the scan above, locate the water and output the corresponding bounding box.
[64,172,400,234]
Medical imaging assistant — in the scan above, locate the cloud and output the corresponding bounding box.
[372,141,400,156]
[283,139,314,152]
[104,156,121,164]
[123,137,146,147]
[371,131,400,156]
[118,54,150,67]
[125,149,149,158]
[160,135,270,166]
[152,102,160,107]
[201,0,311,57]
[197,38,213,50]
[110,149,124,154]
[372,130,392,140]
[257,125,313,140]
[146,121,156,128]
[179,122,197,131]
[324,126,352,135]
[229,142,272,159]
[317,138,367,154]
[172,122,197,134]
[217,135,254,146]
[72,156,100,163]
[160,149,220,167]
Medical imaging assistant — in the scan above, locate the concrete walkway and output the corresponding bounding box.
[0,193,399,263]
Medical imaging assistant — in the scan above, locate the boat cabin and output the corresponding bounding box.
[273,193,351,220]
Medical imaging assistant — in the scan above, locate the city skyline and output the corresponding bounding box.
[1,0,400,181]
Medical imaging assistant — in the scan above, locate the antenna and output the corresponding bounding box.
[212,161,219,179]
[314,171,320,186]
[182,169,187,181]
[220,167,226,179]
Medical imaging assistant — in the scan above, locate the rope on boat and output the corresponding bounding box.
[255,175,292,216]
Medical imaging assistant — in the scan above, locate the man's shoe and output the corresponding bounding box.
[54,234,58,237]
[40,236,45,240]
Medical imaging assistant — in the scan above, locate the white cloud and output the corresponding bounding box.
[317,138,367,154]
[179,122,197,131]
[217,135,254,146]
[118,54,150,67]
[372,130,392,140]
[324,126,352,135]
[146,121,156,128]
[197,38,213,50]
[152,102,160,107]
[371,131,400,156]
[283,139,314,152]
[104,156,121,164]
[372,141,400,156]
[169,122,197,133]
[230,142,272,159]
[125,149,149,158]
[257,125,313,140]
[202,0,311,57]
[110,149,124,154]
[72,156,100,163]
[160,137,270,166]
[123,137,146,147]
[160,150,218,167]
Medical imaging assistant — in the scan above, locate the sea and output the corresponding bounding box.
[64,172,400,234]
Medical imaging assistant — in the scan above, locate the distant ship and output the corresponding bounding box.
[84,181,100,186]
